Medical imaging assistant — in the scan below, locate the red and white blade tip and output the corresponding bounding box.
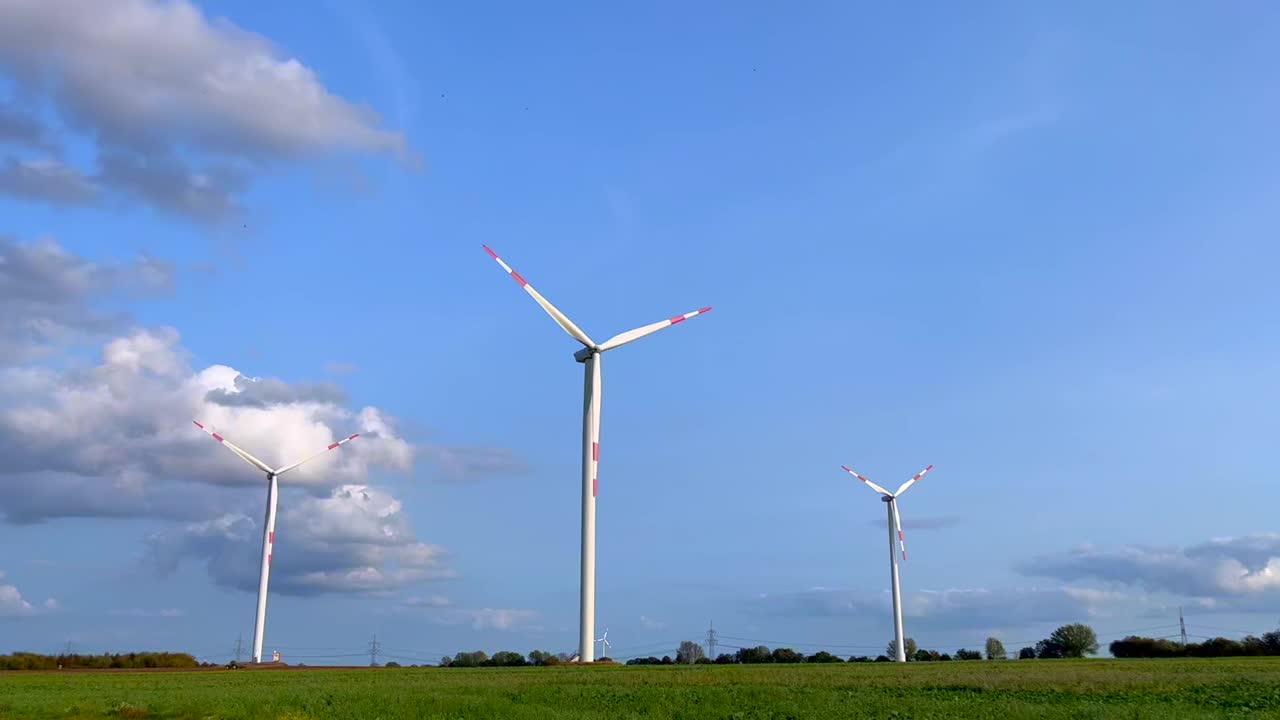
[669,307,712,324]
[326,433,359,450]
[841,465,869,482]
[193,419,223,441]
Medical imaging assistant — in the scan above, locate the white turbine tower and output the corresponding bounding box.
[596,628,611,658]
[482,245,711,663]
[193,420,360,663]
[840,463,934,662]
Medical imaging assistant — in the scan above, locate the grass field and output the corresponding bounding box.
[3,658,1280,719]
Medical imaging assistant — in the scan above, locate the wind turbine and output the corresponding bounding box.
[596,628,611,659]
[193,419,360,663]
[840,463,934,662]
[482,245,711,662]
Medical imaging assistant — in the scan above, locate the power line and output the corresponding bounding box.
[368,634,381,667]
[1179,607,1188,646]
[706,621,717,659]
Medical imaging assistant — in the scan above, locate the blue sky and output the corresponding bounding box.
[2,0,1279,663]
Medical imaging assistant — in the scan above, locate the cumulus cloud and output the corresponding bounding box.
[109,608,185,618]
[0,571,56,617]
[0,326,415,523]
[0,241,518,595]
[144,485,453,596]
[450,608,538,631]
[0,103,57,152]
[403,594,452,609]
[1018,535,1280,611]
[0,237,173,362]
[639,615,666,630]
[0,0,412,222]
[753,585,1127,630]
[421,445,532,482]
[0,157,98,205]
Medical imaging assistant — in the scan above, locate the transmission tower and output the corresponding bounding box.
[369,634,381,667]
[233,635,244,664]
[1179,607,1188,646]
[705,621,717,660]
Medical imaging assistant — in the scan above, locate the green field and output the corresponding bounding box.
[3,659,1280,719]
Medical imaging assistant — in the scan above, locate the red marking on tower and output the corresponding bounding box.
[511,271,528,287]
[348,434,359,440]
[193,420,204,428]
[592,442,599,461]
[268,553,272,565]
[483,245,498,259]
[592,477,598,497]
[269,531,274,544]
[212,433,224,442]
[698,307,712,314]
[669,314,687,324]
[327,442,339,450]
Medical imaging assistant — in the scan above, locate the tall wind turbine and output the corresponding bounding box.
[482,245,711,662]
[194,420,360,663]
[840,463,934,662]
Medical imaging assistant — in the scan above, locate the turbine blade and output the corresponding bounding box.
[841,465,891,496]
[274,433,361,476]
[598,306,712,352]
[194,420,275,474]
[483,245,595,347]
[893,464,934,497]
[893,501,907,561]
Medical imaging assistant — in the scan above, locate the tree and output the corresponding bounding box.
[1035,639,1064,659]
[955,649,982,661]
[383,661,401,668]
[660,655,673,665]
[1047,623,1098,658]
[886,637,918,660]
[985,637,1007,660]
[807,651,841,663]
[735,646,772,664]
[694,656,712,665]
[913,648,941,662]
[489,651,527,667]
[528,650,559,666]
[714,653,736,665]
[1018,646,1036,660]
[449,651,488,667]
[771,648,804,664]
[676,641,706,665]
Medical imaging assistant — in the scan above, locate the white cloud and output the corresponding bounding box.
[109,608,184,618]
[640,615,666,630]
[0,237,172,362]
[403,594,452,609]
[1018,534,1280,608]
[0,324,416,523]
[753,585,1128,630]
[424,607,538,631]
[0,571,55,617]
[145,485,453,597]
[0,0,414,222]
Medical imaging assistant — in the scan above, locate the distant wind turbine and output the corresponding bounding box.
[482,245,711,662]
[194,420,359,663]
[596,628,611,658]
[840,463,934,662]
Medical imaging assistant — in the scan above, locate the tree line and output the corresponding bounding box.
[0,652,203,671]
[1110,629,1280,658]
